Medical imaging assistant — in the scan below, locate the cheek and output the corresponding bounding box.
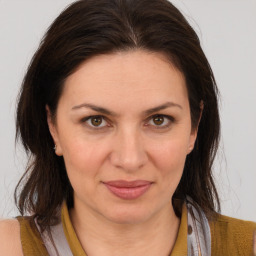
[61,140,110,199]
[61,137,108,178]
[151,138,188,168]
[149,138,188,192]
[160,147,186,200]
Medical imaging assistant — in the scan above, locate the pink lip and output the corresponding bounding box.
[103,180,152,200]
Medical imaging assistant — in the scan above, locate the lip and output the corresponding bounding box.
[103,180,152,200]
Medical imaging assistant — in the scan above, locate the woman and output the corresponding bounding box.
[0,0,255,255]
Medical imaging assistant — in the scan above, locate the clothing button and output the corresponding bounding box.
[188,225,193,235]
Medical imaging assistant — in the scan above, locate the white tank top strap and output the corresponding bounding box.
[34,217,73,256]
[187,197,212,256]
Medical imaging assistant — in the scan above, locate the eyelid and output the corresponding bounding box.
[145,114,174,129]
[81,114,175,130]
[81,115,110,130]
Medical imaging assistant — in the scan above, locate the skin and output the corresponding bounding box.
[47,50,198,256]
[0,49,198,256]
[0,219,23,255]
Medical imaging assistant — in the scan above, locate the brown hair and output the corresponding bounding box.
[15,0,220,230]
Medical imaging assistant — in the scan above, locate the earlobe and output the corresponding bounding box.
[46,105,56,140]
[45,105,63,156]
[198,100,204,124]
[187,133,197,154]
[187,101,203,154]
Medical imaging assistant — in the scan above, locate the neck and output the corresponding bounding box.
[70,200,180,256]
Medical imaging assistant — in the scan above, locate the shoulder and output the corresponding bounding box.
[15,216,49,256]
[213,214,256,234]
[210,214,256,255]
[0,218,23,256]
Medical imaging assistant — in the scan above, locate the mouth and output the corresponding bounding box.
[102,180,153,200]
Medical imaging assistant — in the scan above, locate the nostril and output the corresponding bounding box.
[109,147,148,172]
[108,130,148,171]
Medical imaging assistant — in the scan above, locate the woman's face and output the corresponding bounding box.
[48,50,197,224]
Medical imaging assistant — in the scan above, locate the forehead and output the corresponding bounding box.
[60,50,189,112]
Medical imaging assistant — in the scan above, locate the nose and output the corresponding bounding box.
[109,127,148,172]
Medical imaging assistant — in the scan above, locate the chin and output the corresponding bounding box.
[101,204,155,225]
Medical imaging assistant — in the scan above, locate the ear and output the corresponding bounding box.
[46,105,63,156]
[187,101,204,154]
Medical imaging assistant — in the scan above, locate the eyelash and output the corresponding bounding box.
[81,114,175,130]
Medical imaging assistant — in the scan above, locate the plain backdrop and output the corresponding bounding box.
[0,0,255,221]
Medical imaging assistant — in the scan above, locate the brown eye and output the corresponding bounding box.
[152,115,164,125]
[147,114,173,129]
[83,115,109,130]
[91,116,103,126]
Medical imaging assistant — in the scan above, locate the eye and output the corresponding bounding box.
[83,115,109,129]
[147,115,174,129]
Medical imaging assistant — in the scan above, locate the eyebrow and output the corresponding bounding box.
[71,101,182,116]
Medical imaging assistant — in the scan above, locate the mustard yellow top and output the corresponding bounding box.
[17,203,256,256]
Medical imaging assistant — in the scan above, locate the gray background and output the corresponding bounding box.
[0,0,255,221]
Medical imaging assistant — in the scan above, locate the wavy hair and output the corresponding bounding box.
[15,0,220,230]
